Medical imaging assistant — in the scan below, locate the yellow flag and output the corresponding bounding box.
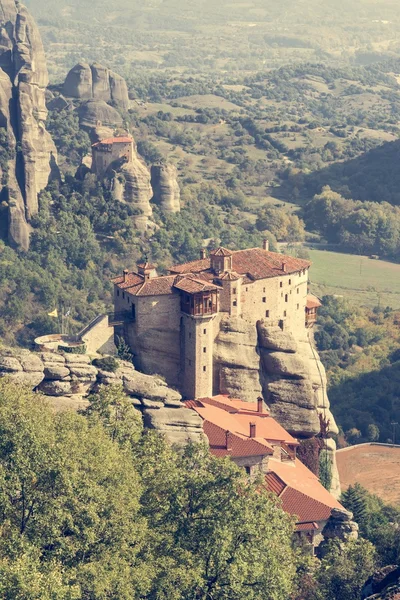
[48,309,58,318]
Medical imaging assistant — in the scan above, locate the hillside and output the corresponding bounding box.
[337,443,400,504]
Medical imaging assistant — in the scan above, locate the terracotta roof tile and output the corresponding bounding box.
[92,136,133,146]
[295,522,320,532]
[173,277,221,294]
[113,272,177,296]
[112,273,144,290]
[170,248,310,280]
[280,487,333,523]
[203,421,273,458]
[266,472,286,496]
[307,294,322,309]
[210,247,233,257]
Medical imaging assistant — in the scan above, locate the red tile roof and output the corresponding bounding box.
[280,487,333,523]
[203,421,273,458]
[170,247,310,280]
[266,471,286,496]
[186,395,344,527]
[190,396,298,445]
[92,136,133,146]
[307,294,322,310]
[210,247,233,257]
[174,276,221,294]
[112,273,177,296]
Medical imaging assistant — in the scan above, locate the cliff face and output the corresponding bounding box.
[64,62,129,110]
[109,149,155,232]
[151,163,181,213]
[215,317,341,497]
[0,0,57,250]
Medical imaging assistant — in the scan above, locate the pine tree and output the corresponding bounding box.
[341,483,368,527]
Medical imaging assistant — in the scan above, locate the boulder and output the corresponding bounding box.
[151,163,181,213]
[64,354,91,365]
[5,371,44,388]
[78,99,123,131]
[269,401,320,438]
[38,380,73,397]
[44,366,71,380]
[63,62,129,109]
[63,62,93,99]
[362,566,400,600]
[143,406,206,445]
[257,322,298,353]
[260,351,308,379]
[19,353,44,372]
[69,365,98,379]
[0,356,23,372]
[123,372,182,404]
[317,508,359,559]
[117,159,154,231]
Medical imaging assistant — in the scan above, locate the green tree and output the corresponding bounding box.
[319,449,332,491]
[134,433,298,600]
[341,484,368,526]
[316,539,376,600]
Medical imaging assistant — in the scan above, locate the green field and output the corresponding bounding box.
[308,249,400,309]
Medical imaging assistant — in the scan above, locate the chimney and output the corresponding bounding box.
[200,248,207,259]
[257,396,264,414]
[263,239,269,251]
[250,422,256,438]
[123,269,129,282]
[282,261,287,273]
[226,431,233,452]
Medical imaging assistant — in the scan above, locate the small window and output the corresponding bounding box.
[203,366,207,372]
[284,310,287,317]
[203,329,207,334]
[266,310,270,318]
[246,287,248,292]
[280,282,283,288]
[285,294,288,302]
[117,290,120,297]
[188,359,192,366]
[203,347,207,353]
[122,292,125,299]
[189,332,192,339]
[127,296,130,303]
[186,295,190,302]
[132,304,136,320]
[245,466,251,475]
[233,300,237,307]
[262,297,266,303]
[297,288,299,294]
[233,288,237,294]
[297,304,299,310]
[263,287,266,293]
[289,279,291,285]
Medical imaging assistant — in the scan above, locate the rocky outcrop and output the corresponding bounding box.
[151,163,181,213]
[0,0,57,250]
[0,347,204,446]
[64,62,129,110]
[78,99,123,140]
[317,507,359,558]
[214,318,340,496]
[109,155,155,232]
[214,317,262,403]
[362,565,400,600]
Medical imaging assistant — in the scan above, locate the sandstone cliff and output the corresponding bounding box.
[0,348,204,446]
[214,316,341,496]
[0,0,57,250]
[108,148,155,232]
[64,62,129,110]
[151,163,181,213]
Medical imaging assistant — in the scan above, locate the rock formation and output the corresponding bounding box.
[362,565,400,600]
[317,507,359,558]
[111,159,154,231]
[0,0,57,250]
[214,317,341,497]
[64,62,129,110]
[0,347,204,445]
[78,99,123,141]
[151,163,181,213]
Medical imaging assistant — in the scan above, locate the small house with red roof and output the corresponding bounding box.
[186,395,344,548]
[92,136,134,176]
[112,242,320,399]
